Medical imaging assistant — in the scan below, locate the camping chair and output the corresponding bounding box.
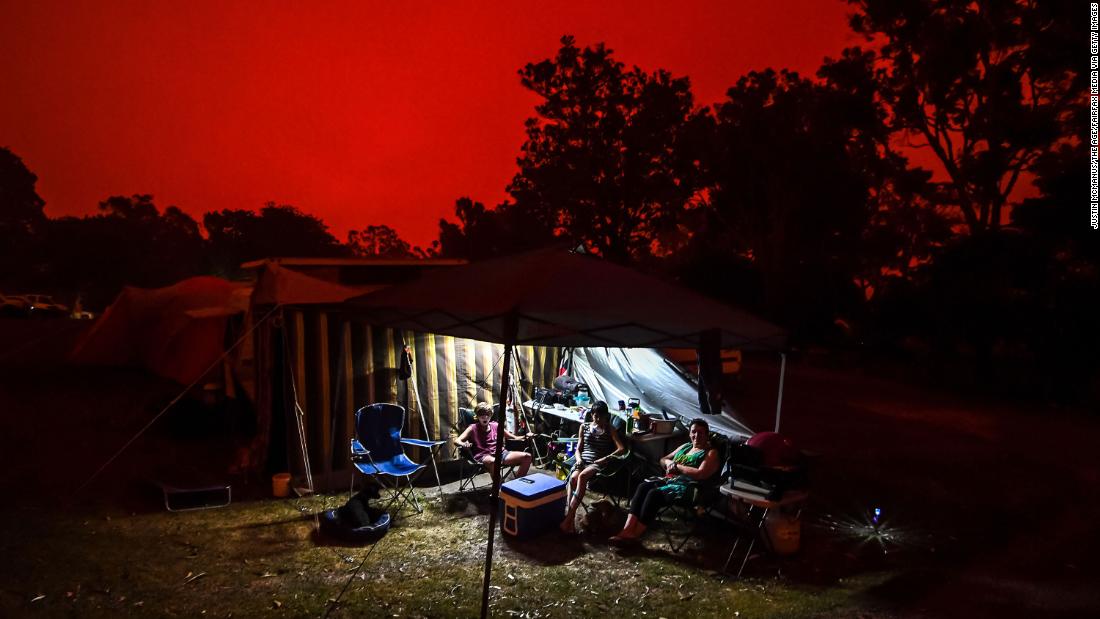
[563,449,636,512]
[350,403,444,515]
[655,433,730,552]
[453,406,525,492]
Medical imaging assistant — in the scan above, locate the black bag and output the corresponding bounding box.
[397,345,413,380]
[553,375,585,394]
[533,387,559,406]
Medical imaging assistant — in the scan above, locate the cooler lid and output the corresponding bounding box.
[500,473,564,501]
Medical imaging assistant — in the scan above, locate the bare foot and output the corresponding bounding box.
[560,518,576,534]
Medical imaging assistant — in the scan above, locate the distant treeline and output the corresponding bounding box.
[0,1,1095,404]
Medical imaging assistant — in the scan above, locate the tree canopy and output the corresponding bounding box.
[504,36,711,262]
[845,0,1081,234]
[203,202,347,276]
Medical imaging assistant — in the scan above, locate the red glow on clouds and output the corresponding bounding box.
[0,1,859,247]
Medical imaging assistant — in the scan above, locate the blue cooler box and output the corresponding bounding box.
[499,473,566,539]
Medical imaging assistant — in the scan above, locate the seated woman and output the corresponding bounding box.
[560,400,626,533]
[610,418,719,544]
[454,402,532,480]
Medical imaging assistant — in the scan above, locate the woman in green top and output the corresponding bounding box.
[610,418,720,543]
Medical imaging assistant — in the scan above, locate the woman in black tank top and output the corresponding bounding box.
[561,401,626,533]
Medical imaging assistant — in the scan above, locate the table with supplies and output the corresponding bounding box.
[522,400,687,468]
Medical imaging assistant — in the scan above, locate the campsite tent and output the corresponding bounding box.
[346,246,786,618]
[247,261,562,487]
[70,251,783,619]
[67,264,563,486]
[70,276,252,386]
[71,254,770,494]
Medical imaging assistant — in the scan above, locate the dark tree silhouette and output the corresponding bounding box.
[203,202,346,276]
[0,147,46,235]
[0,147,47,287]
[846,0,1082,234]
[38,194,204,308]
[1008,129,1098,402]
[435,197,554,260]
[347,224,425,258]
[703,68,881,337]
[506,36,711,262]
[817,48,952,297]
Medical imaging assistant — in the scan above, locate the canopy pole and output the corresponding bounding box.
[774,352,787,433]
[480,340,513,619]
[508,353,543,464]
[283,309,315,495]
[409,373,445,502]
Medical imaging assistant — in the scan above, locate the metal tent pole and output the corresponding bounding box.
[480,341,513,619]
[508,353,543,464]
[410,376,445,502]
[774,352,787,433]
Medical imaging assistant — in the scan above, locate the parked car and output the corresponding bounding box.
[21,294,70,317]
[0,293,30,317]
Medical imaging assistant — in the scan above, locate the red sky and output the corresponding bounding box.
[0,1,862,248]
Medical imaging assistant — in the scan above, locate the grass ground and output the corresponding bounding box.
[1,343,1098,617]
[0,490,879,618]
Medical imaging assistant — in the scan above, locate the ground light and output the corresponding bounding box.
[812,503,931,557]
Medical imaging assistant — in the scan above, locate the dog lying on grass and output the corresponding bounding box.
[578,499,626,537]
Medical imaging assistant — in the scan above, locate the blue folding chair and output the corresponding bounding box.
[350,403,445,515]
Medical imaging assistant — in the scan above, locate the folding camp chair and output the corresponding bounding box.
[562,448,636,511]
[655,433,729,552]
[454,406,521,492]
[350,403,445,515]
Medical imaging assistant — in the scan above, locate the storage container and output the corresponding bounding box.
[765,510,801,555]
[648,415,676,434]
[499,473,566,539]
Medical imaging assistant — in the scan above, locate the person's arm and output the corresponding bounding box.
[670,448,720,480]
[596,428,626,464]
[454,424,473,448]
[503,427,530,441]
[574,423,586,455]
[659,444,687,471]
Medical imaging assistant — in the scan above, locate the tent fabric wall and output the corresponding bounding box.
[569,347,754,439]
[273,308,561,482]
[70,276,252,386]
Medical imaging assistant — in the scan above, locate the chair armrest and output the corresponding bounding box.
[350,438,369,455]
[455,444,480,464]
[503,437,530,449]
[401,437,446,449]
[350,438,372,463]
